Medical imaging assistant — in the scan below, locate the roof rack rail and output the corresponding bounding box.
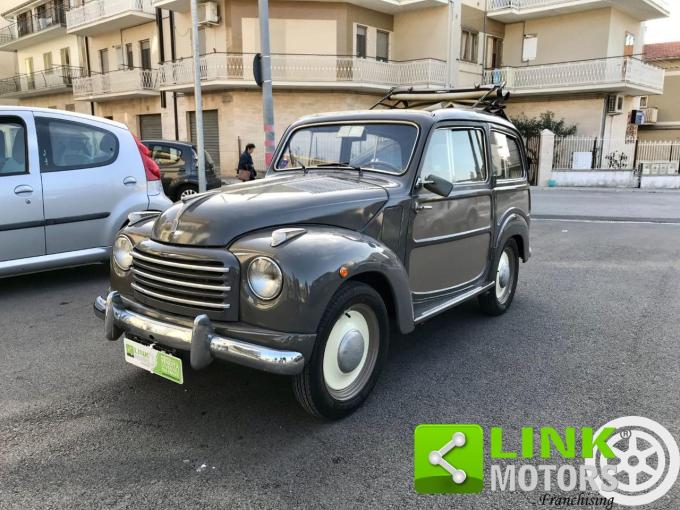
[370,84,511,119]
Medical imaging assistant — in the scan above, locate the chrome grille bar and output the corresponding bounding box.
[133,268,231,292]
[131,283,231,310]
[132,251,229,273]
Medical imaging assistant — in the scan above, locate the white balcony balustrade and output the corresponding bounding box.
[66,0,155,36]
[488,0,670,22]
[483,57,664,96]
[158,53,447,92]
[0,66,84,98]
[72,68,158,101]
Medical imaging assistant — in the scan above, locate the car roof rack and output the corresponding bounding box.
[370,84,510,120]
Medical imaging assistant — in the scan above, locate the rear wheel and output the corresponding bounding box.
[293,282,389,419]
[478,239,519,316]
[175,184,198,201]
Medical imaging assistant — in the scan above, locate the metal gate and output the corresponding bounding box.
[189,110,220,172]
[524,135,540,185]
[138,114,162,140]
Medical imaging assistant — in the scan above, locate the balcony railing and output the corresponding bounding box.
[0,66,84,97]
[66,0,154,33]
[483,57,665,95]
[72,68,158,100]
[489,0,670,11]
[158,53,447,91]
[488,0,670,20]
[0,3,66,48]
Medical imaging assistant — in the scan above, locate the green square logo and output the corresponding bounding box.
[414,424,484,494]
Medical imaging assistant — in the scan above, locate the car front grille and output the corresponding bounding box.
[131,242,239,321]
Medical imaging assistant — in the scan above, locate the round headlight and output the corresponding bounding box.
[112,235,134,271]
[247,257,283,300]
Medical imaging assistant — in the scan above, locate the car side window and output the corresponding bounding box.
[0,117,27,176]
[36,117,119,172]
[421,128,487,185]
[491,131,524,180]
[151,145,184,167]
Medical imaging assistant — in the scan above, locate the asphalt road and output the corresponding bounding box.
[1,192,680,509]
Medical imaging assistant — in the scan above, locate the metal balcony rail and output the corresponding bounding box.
[0,3,66,44]
[72,68,158,97]
[158,53,447,89]
[0,66,84,96]
[489,0,670,11]
[483,56,664,93]
[66,0,154,30]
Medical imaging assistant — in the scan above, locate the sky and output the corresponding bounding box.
[644,4,680,44]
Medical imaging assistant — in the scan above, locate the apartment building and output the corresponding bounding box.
[638,41,680,141]
[0,0,669,171]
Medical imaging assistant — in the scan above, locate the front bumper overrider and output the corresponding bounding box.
[94,292,305,375]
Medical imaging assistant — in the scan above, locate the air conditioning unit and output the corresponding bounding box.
[642,107,658,124]
[606,94,624,115]
[198,1,219,25]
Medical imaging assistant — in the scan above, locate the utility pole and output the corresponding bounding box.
[258,0,275,167]
[446,0,461,88]
[190,0,206,192]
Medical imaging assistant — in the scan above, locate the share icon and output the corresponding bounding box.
[428,431,467,484]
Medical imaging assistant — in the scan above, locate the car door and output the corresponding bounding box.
[36,114,147,254]
[407,123,493,295]
[0,112,45,263]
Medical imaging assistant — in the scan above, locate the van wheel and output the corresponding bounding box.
[479,239,519,316]
[292,282,389,420]
[176,185,198,201]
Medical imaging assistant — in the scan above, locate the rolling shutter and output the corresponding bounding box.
[139,114,162,140]
[189,110,220,171]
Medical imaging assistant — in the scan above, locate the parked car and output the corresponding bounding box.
[94,86,530,419]
[0,107,172,278]
[142,140,222,201]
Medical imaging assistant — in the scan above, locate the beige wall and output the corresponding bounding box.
[87,21,160,73]
[392,6,447,61]
[505,96,606,137]
[645,72,680,124]
[15,34,83,74]
[638,128,680,141]
[242,18,338,54]
[94,96,163,135]
[18,91,89,114]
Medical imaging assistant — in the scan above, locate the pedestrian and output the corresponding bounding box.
[237,143,256,181]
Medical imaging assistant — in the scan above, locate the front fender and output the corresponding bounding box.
[230,227,414,336]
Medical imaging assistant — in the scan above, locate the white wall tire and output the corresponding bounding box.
[479,238,519,316]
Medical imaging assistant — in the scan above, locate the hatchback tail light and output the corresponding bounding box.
[133,134,162,196]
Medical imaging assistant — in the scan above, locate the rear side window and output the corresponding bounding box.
[36,117,119,172]
[0,117,27,176]
[150,145,184,166]
[491,131,524,180]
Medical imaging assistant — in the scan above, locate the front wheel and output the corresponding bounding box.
[478,239,519,316]
[293,282,389,419]
[175,184,198,201]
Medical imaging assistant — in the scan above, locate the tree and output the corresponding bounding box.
[511,111,577,139]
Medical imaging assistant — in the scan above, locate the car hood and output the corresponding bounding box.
[151,173,389,246]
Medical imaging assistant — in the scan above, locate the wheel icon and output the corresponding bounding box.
[584,416,680,506]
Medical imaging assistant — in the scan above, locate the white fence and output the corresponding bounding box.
[66,0,154,30]
[159,53,447,90]
[489,0,670,12]
[483,57,664,94]
[73,68,157,98]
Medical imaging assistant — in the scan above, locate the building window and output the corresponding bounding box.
[60,47,70,67]
[377,30,389,62]
[356,25,367,58]
[460,30,478,63]
[198,28,206,56]
[640,96,648,108]
[522,34,538,62]
[99,48,109,74]
[486,36,503,69]
[43,52,53,73]
[624,32,635,57]
[125,43,133,69]
[140,39,151,70]
[25,57,34,89]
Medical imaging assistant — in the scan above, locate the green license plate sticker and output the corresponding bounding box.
[123,337,184,385]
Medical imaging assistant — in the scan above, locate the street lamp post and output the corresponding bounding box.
[190,0,206,192]
[258,0,275,168]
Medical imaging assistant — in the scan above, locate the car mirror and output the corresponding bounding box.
[423,174,453,197]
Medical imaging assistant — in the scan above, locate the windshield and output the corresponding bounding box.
[275,123,418,175]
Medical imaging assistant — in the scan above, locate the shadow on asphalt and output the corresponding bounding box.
[0,264,109,295]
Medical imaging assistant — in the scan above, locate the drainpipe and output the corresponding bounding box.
[169,10,179,140]
[190,0,206,192]
[259,0,275,167]
[446,0,461,88]
[156,7,166,109]
[84,35,94,115]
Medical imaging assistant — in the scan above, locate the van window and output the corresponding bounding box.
[0,118,27,176]
[421,128,487,185]
[491,131,524,180]
[36,117,119,172]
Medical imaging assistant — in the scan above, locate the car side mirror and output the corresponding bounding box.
[422,174,453,197]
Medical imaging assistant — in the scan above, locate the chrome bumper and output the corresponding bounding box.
[94,292,304,375]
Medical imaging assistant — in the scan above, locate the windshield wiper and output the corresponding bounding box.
[313,162,365,177]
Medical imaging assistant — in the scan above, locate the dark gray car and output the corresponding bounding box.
[94,87,530,419]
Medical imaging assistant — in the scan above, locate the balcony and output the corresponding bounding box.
[0,4,66,51]
[158,53,447,92]
[488,0,670,22]
[152,0,447,13]
[483,57,665,96]
[0,66,84,98]
[66,0,155,36]
[641,107,658,124]
[152,0,190,11]
[72,68,158,101]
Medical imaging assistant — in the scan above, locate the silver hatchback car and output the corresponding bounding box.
[0,107,172,277]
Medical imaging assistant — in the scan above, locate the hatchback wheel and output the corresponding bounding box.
[176,185,198,201]
[293,282,389,419]
[479,239,519,316]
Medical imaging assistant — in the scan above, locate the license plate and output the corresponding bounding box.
[123,337,184,385]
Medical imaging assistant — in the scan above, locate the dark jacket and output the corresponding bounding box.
[238,151,256,180]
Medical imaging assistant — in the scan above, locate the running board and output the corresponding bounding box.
[413,282,495,324]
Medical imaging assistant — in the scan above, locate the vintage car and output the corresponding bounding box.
[94,86,530,419]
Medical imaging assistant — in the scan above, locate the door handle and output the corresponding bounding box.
[14,185,33,196]
[414,202,433,212]
[123,176,137,185]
